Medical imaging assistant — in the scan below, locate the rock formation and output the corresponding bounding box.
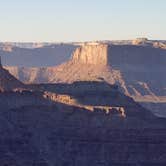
[72,43,108,65]
[153,41,166,49]
[0,41,166,164]
[4,40,166,117]
[0,57,25,92]
[132,38,148,45]
[0,44,77,67]
[0,80,166,165]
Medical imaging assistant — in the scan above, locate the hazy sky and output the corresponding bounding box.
[0,0,165,42]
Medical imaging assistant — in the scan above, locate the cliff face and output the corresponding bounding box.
[72,43,166,67]
[108,45,166,66]
[72,43,108,65]
[4,43,166,116]
[0,44,77,67]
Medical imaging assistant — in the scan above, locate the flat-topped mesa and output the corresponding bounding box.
[71,42,109,65]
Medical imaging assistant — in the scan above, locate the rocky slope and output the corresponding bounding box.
[0,57,25,92]
[1,39,166,165]
[0,53,166,164]
[4,39,166,116]
[0,80,166,165]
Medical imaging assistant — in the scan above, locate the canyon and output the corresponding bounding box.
[3,39,165,117]
[0,39,166,165]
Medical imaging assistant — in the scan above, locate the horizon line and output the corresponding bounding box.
[0,38,166,43]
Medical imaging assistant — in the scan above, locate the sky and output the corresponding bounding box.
[0,0,165,42]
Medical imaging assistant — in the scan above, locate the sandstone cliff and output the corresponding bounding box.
[72,43,108,65]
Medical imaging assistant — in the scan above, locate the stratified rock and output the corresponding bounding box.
[72,43,108,65]
[4,42,166,116]
[0,87,165,165]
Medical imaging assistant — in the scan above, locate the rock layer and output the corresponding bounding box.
[72,43,108,65]
[0,87,166,165]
